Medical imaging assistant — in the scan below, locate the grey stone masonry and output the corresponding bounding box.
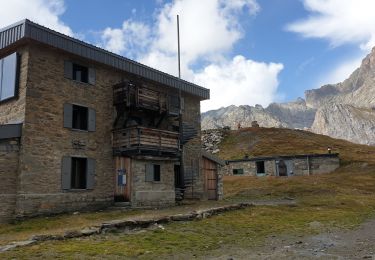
[0,138,20,222]
[131,158,175,207]
[223,154,340,177]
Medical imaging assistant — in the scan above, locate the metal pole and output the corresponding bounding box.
[177,15,181,79]
[177,15,185,192]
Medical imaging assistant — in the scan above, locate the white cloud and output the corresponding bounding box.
[101,20,150,58]
[196,56,283,111]
[0,0,72,36]
[149,0,259,65]
[287,0,374,88]
[99,0,283,112]
[287,0,375,51]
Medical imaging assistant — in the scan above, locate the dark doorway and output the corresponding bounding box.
[278,160,287,177]
[174,165,184,201]
[174,165,184,188]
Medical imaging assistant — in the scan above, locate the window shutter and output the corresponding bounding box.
[63,103,73,128]
[88,67,96,85]
[86,158,96,189]
[145,164,154,182]
[61,156,72,190]
[88,108,96,132]
[64,61,73,79]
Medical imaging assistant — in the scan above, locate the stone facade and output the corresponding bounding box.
[182,94,205,199]
[223,154,340,177]
[131,158,176,207]
[14,44,118,218]
[0,38,212,221]
[0,138,19,222]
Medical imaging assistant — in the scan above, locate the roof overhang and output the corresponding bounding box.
[0,19,209,100]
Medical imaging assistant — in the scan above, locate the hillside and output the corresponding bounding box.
[210,127,375,164]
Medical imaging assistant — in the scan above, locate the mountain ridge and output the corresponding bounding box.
[202,48,375,145]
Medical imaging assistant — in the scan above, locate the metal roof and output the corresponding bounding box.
[0,19,209,100]
[202,150,226,166]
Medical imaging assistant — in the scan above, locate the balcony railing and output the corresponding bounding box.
[113,126,180,156]
[113,83,179,115]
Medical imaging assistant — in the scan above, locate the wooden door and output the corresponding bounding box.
[203,158,218,200]
[278,160,287,177]
[114,157,131,202]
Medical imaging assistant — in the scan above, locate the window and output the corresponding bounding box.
[146,164,161,182]
[64,60,96,85]
[61,156,95,190]
[233,168,244,175]
[256,161,265,174]
[71,157,87,189]
[73,63,88,83]
[0,53,19,102]
[63,103,96,131]
[72,105,88,130]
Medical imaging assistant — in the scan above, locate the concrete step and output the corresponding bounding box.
[108,202,131,210]
[113,202,131,207]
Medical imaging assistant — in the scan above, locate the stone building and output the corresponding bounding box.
[0,20,221,222]
[223,153,340,177]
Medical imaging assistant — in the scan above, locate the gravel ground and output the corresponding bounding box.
[207,218,375,260]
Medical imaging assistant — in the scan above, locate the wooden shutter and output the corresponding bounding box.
[88,108,96,132]
[63,103,73,128]
[64,61,73,79]
[61,156,72,190]
[88,67,96,85]
[86,158,96,189]
[145,164,154,182]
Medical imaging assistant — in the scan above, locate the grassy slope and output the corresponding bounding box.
[217,127,375,164]
[2,128,375,259]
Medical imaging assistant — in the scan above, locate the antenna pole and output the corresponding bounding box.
[177,14,185,196]
[177,15,181,79]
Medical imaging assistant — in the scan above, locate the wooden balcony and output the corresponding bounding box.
[113,83,179,115]
[113,126,180,156]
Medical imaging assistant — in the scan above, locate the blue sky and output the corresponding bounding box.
[0,0,373,111]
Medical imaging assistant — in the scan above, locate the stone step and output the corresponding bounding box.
[113,202,131,207]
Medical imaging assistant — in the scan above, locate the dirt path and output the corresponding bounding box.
[211,218,375,260]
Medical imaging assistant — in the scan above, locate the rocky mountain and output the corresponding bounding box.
[312,104,375,146]
[202,98,316,130]
[202,48,375,146]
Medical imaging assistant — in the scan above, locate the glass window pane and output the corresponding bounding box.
[1,53,17,101]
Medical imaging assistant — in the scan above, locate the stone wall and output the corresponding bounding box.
[287,156,340,176]
[224,160,276,177]
[223,155,340,177]
[217,165,224,200]
[15,44,120,217]
[182,94,204,199]
[0,46,29,124]
[0,138,19,222]
[131,158,175,207]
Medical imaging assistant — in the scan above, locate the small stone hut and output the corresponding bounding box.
[223,153,340,177]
